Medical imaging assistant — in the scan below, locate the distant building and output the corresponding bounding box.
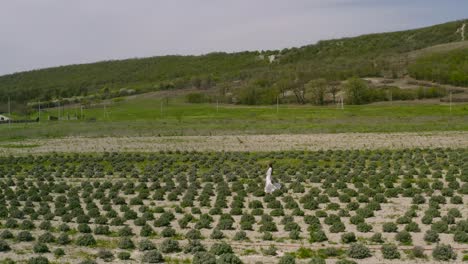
[0,115,10,121]
[268,55,276,63]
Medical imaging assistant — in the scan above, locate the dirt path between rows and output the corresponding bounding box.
[1,131,467,155]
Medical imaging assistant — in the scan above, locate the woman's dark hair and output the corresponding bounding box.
[268,163,272,168]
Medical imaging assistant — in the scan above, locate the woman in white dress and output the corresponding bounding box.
[265,163,281,193]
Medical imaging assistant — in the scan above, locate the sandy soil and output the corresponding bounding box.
[1,131,467,155]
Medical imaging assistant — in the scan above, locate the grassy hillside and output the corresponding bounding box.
[408,47,468,86]
[0,19,466,106]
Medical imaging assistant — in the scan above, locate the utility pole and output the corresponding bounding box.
[160,100,163,117]
[449,91,452,113]
[8,96,11,128]
[276,95,279,114]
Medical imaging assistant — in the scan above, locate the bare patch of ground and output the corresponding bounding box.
[1,131,467,155]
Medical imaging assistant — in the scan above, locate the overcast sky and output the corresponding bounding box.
[0,0,467,76]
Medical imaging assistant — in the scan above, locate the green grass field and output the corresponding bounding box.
[1,97,467,141]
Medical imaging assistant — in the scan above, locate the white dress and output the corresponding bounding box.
[265,167,281,193]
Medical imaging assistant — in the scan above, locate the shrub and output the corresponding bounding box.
[395,231,412,244]
[284,221,300,231]
[209,207,222,215]
[36,232,55,244]
[349,215,364,225]
[186,229,202,240]
[33,243,50,253]
[58,223,70,232]
[308,258,325,264]
[370,233,384,243]
[217,253,243,264]
[54,248,65,257]
[20,220,35,230]
[154,212,175,227]
[1,258,15,264]
[411,246,425,259]
[210,242,233,256]
[210,228,225,239]
[76,234,97,246]
[323,247,341,257]
[262,245,277,256]
[412,194,426,204]
[295,247,314,258]
[262,232,273,241]
[431,220,449,233]
[4,219,18,229]
[195,214,213,229]
[233,231,248,241]
[382,222,398,233]
[421,214,433,225]
[94,225,111,235]
[118,237,135,249]
[160,238,180,253]
[217,215,235,230]
[27,257,49,264]
[347,243,371,259]
[142,250,164,263]
[118,251,131,260]
[404,222,420,232]
[278,255,296,264]
[139,239,156,251]
[193,252,216,264]
[451,195,463,204]
[118,226,134,236]
[381,244,400,259]
[341,232,357,244]
[17,231,34,242]
[39,221,52,231]
[0,239,11,252]
[161,227,176,237]
[336,260,357,264]
[329,222,345,233]
[310,230,328,242]
[423,230,440,243]
[289,230,301,240]
[454,231,468,243]
[259,221,277,232]
[0,230,14,239]
[140,224,154,237]
[57,233,71,245]
[184,239,206,254]
[76,215,90,224]
[356,222,372,232]
[77,223,92,233]
[78,261,96,264]
[97,249,114,262]
[432,244,457,261]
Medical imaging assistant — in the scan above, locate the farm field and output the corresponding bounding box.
[0,149,467,264]
[1,7,468,264]
[0,131,468,155]
[1,101,468,141]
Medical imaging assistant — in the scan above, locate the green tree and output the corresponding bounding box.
[345,77,369,105]
[306,79,328,105]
